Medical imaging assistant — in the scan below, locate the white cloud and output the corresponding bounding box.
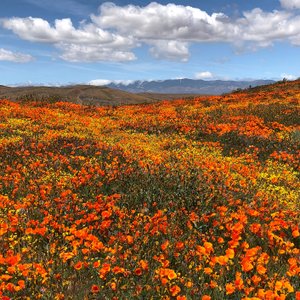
[3,2,300,62]
[93,3,296,44]
[1,17,136,62]
[89,79,111,86]
[89,79,135,86]
[280,0,300,9]
[195,71,214,80]
[0,48,33,63]
[2,17,134,45]
[92,2,231,41]
[149,40,189,61]
[237,9,300,43]
[58,43,136,62]
[281,73,297,80]
[92,2,300,53]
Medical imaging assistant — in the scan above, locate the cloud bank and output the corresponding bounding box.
[2,2,300,62]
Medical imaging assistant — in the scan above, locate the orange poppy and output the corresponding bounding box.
[256,264,267,275]
[241,259,254,272]
[204,267,213,275]
[135,268,142,276]
[169,285,181,297]
[251,275,261,285]
[167,269,177,280]
[91,284,100,293]
[226,283,235,295]
[226,248,235,259]
[74,261,83,270]
[139,260,148,271]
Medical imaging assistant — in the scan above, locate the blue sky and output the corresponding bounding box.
[0,0,300,85]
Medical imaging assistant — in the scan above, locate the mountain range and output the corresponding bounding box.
[0,79,277,106]
[107,79,275,94]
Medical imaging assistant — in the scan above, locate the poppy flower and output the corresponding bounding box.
[167,269,177,280]
[74,261,83,270]
[256,264,267,275]
[91,285,100,293]
[134,268,142,276]
[170,285,181,297]
[226,283,235,295]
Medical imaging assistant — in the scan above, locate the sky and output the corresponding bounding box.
[0,0,300,86]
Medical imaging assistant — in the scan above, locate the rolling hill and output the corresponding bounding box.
[0,85,158,106]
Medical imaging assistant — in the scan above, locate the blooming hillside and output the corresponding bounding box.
[0,80,299,299]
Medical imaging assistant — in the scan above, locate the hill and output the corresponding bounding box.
[0,85,158,105]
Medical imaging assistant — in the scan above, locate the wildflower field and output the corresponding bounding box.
[0,81,299,300]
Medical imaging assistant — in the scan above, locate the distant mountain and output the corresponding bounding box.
[108,79,275,94]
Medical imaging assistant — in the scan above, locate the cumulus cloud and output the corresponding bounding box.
[237,9,300,44]
[280,0,300,9]
[92,2,231,41]
[149,40,189,61]
[1,17,136,62]
[58,44,136,62]
[92,2,300,54]
[93,3,300,44]
[2,2,300,62]
[2,17,134,46]
[195,71,214,80]
[0,48,33,63]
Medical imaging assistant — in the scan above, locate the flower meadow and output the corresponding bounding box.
[0,81,299,300]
